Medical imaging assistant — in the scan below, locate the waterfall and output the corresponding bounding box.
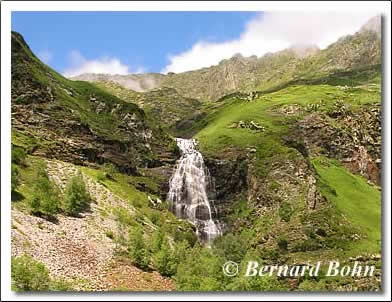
[168,138,222,244]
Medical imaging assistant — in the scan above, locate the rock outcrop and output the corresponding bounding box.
[11,31,178,175]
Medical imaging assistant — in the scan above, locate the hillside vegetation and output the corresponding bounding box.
[10,15,382,292]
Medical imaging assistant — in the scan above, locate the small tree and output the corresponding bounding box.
[63,172,91,216]
[11,255,50,291]
[150,230,164,254]
[152,236,176,276]
[172,239,190,267]
[175,246,224,291]
[128,227,150,269]
[30,163,60,216]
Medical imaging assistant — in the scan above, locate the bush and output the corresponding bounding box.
[151,233,190,277]
[172,239,190,265]
[175,246,224,291]
[279,201,293,222]
[11,255,50,291]
[128,227,150,269]
[292,238,321,252]
[145,208,162,226]
[277,236,288,251]
[173,228,198,247]
[152,236,176,276]
[103,162,118,179]
[105,230,114,239]
[225,248,287,291]
[150,230,164,254]
[49,278,73,291]
[30,163,60,216]
[213,233,248,263]
[114,207,136,226]
[259,248,280,262]
[11,164,20,192]
[63,173,91,216]
[11,146,27,165]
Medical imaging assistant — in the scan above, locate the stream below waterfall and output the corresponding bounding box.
[167,138,222,245]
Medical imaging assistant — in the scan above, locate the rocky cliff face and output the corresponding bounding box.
[204,156,248,219]
[11,31,177,175]
[91,81,203,132]
[295,104,381,185]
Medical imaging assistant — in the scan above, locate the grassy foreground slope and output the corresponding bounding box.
[11,153,197,291]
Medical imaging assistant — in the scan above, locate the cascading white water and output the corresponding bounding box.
[168,138,222,244]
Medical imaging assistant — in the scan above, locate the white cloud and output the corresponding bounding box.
[37,50,53,64]
[162,11,379,74]
[63,50,144,77]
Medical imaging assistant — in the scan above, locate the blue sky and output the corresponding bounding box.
[12,11,258,74]
[12,11,375,76]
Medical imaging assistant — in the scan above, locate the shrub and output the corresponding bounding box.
[128,227,150,269]
[49,278,73,291]
[63,173,91,216]
[11,164,20,192]
[292,238,321,252]
[103,162,118,179]
[213,233,248,263]
[30,163,60,216]
[114,207,136,226]
[175,246,224,291]
[225,248,281,291]
[277,236,288,251]
[105,230,114,239]
[259,248,280,262]
[173,228,198,247]
[11,255,50,291]
[172,239,190,264]
[11,146,27,165]
[150,230,164,253]
[144,208,162,226]
[279,201,293,222]
[151,234,190,277]
[152,236,176,276]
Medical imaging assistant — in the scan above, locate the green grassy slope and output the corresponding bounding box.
[196,74,380,157]
[193,66,381,261]
[11,31,176,171]
[312,157,381,253]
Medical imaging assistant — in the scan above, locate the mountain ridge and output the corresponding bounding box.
[71,15,381,102]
